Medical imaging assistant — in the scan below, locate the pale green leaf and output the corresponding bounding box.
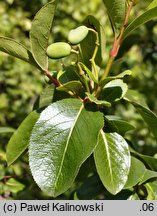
[57,81,84,95]
[0,36,37,67]
[6,178,25,193]
[29,98,104,197]
[145,182,157,200]
[103,0,127,35]
[30,0,58,70]
[79,62,98,83]
[86,93,111,107]
[123,6,157,39]
[6,110,41,166]
[140,170,157,184]
[94,131,131,194]
[147,0,157,9]
[124,157,145,189]
[0,127,15,134]
[128,193,140,200]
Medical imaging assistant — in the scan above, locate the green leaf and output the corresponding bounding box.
[104,116,135,136]
[6,110,41,166]
[103,0,127,35]
[101,79,128,102]
[75,175,104,200]
[29,98,104,197]
[147,0,157,9]
[86,93,111,107]
[0,36,37,67]
[99,70,132,87]
[140,170,157,184]
[80,15,106,68]
[0,127,15,134]
[124,89,148,108]
[128,193,140,200]
[123,6,157,39]
[79,62,98,83]
[124,157,146,189]
[57,81,84,95]
[94,131,130,194]
[58,66,80,84]
[76,155,95,182]
[125,90,157,141]
[133,104,157,141]
[30,0,58,70]
[39,84,55,108]
[6,178,25,193]
[131,151,157,171]
[33,85,55,110]
[145,181,157,200]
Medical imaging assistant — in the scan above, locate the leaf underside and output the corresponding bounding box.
[103,0,126,35]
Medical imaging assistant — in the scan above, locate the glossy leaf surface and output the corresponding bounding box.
[30,0,57,70]
[29,98,104,197]
[124,157,145,189]
[103,0,126,35]
[104,116,134,136]
[94,131,130,194]
[7,110,41,166]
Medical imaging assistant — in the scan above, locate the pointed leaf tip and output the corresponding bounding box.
[30,0,58,70]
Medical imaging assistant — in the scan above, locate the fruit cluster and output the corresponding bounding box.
[46,25,89,59]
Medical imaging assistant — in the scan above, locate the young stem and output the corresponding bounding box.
[44,69,60,87]
[77,62,90,93]
[100,1,134,81]
[89,28,100,81]
[95,1,134,96]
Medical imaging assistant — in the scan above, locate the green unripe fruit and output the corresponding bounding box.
[68,25,89,45]
[46,42,71,59]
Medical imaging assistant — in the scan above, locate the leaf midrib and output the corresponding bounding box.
[101,130,114,186]
[53,103,84,192]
